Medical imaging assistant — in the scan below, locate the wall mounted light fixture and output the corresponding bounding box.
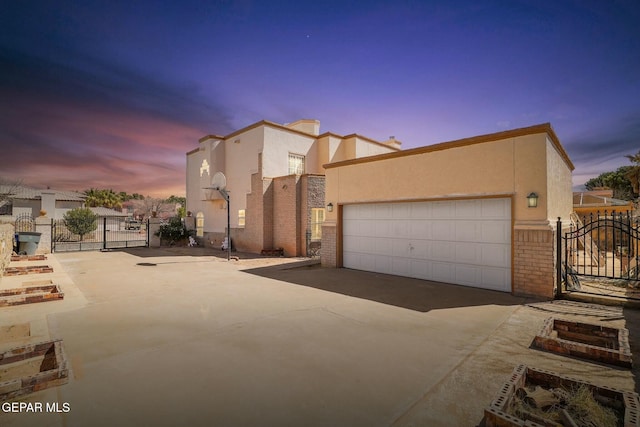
[527,192,539,208]
[327,203,334,212]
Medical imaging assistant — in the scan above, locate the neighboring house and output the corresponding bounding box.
[573,189,633,219]
[186,119,401,255]
[0,185,85,219]
[321,123,574,299]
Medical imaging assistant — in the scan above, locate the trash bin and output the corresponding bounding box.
[17,232,41,255]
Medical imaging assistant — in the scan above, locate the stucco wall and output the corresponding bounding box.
[325,135,552,223]
[0,223,14,277]
[322,126,574,298]
[263,127,318,177]
[545,137,574,223]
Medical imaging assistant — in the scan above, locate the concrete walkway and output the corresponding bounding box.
[0,249,637,426]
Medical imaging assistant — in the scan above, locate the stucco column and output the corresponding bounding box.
[35,215,52,254]
[0,223,14,276]
[148,218,163,247]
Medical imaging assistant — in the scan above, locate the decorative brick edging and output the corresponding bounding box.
[0,284,64,307]
[0,340,69,401]
[532,317,632,368]
[4,265,54,276]
[485,364,640,426]
[10,254,47,262]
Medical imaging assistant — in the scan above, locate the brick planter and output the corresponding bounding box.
[532,317,632,368]
[10,254,47,262]
[3,265,53,276]
[0,281,63,307]
[0,340,69,401]
[485,364,640,427]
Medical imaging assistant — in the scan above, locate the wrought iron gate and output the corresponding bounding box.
[52,217,149,252]
[557,211,640,299]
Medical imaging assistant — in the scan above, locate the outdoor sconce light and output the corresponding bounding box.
[527,192,539,208]
[327,203,334,212]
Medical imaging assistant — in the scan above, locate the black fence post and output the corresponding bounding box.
[556,217,562,299]
[102,217,107,250]
[51,218,55,253]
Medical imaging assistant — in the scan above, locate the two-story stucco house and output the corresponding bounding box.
[186,119,400,256]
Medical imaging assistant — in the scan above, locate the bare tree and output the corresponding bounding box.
[129,197,174,219]
[0,177,23,214]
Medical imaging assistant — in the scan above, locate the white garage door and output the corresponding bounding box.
[342,198,511,292]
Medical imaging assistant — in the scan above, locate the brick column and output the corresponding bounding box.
[320,223,337,267]
[513,226,555,299]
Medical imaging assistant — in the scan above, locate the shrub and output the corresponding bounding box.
[63,208,97,241]
[155,216,192,245]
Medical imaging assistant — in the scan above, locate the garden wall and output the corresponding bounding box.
[0,223,15,277]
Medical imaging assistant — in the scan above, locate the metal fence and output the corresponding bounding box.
[52,217,148,252]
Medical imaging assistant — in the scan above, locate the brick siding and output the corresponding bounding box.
[513,228,556,298]
[320,224,337,267]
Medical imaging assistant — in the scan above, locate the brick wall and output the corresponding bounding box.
[0,223,14,277]
[272,175,300,256]
[300,175,325,256]
[513,228,556,298]
[232,154,273,253]
[320,224,337,267]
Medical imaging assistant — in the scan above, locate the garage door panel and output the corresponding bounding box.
[481,268,510,291]
[359,220,377,237]
[455,221,480,242]
[480,243,510,268]
[454,200,479,219]
[431,202,455,218]
[431,241,455,261]
[455,242,480,264]
[375,204,393,219]
[411,202,430,219]
[410,220,430,239]
[481,198,510,218]
[375,221,392,238]
[432,221,455,240]
[481,221,511,243]
[455,264,481,286]
[391,257,409,275]
[343,199,511,292]
[391,239,409,257]
[409,240,428,259]
[392,203,410,219]
[393,221,410,238]
[410,259,430,279]
[432,262,454,283]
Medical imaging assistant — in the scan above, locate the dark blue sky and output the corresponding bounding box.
[1,0,639,196]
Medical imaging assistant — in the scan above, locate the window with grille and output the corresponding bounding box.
[310,208,325,240]
[238,209,245,227]
[288,153,305,175]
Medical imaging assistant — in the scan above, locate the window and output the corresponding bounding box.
[238,209,245,227]
[310,208,325,240]
[288,153,305,175]
[196,212,204,237]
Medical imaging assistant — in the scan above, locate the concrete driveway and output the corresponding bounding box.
[1,249,637,426]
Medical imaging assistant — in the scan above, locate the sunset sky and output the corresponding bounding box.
[1,1,638,197]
